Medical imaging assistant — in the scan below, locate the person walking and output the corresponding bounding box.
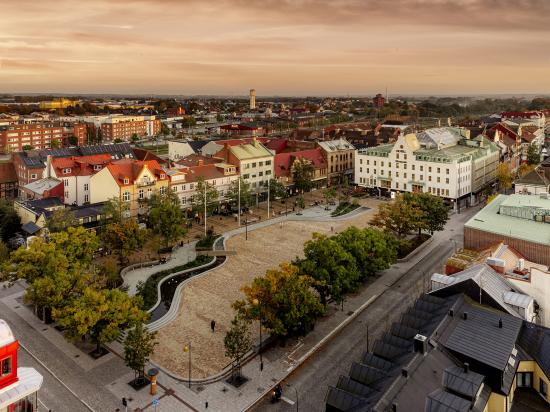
[210,320,216,332]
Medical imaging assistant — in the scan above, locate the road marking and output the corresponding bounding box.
[281,396,295,405]
[38,398,49,411]
[19,342,96,412]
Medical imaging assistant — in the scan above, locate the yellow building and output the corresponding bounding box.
[39,98,78,110]
[89,159,169,218]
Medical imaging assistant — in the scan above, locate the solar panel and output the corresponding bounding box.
[442,367,484,398]
[372,340,408,361]
[390,322,419,340]
[381,333,411,349]
[425,389,471,412]
[405,308,434,322]
[336,376,376,398]
[349,362,387,386]
[360,353,395,372]
[325,386,366,411]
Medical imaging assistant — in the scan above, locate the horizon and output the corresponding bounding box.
[2,1,550,95]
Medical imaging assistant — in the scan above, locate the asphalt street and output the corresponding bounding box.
[251,207,476,412]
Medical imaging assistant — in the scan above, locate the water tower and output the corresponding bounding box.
[249,89,256,110]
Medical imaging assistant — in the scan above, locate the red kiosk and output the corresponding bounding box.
[0,319,43,412]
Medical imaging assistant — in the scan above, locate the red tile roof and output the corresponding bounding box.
[181,164,237,183]
[51,154,112,177]
[175,154,222,167]
[274,148,326,178]
[106,159,167,186]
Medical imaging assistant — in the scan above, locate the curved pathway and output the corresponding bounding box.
[150,199,380,380]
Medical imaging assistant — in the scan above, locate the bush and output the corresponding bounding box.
[196,233,220,250]
[136,255,212,310]
[396,234,430,259]
[331,201,360,217]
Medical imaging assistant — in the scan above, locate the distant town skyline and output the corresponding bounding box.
[2,0,550,95]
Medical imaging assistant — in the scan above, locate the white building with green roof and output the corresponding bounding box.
[354,127,499,206]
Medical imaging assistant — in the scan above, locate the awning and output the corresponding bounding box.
[0,368,43,409]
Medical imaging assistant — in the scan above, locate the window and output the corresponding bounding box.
[437,177,440,183]
[446,168,449,175]
[374,160,377,166]
[190,183,194,190]
[360,159,363,165]
[396,153,399,160]
[160,174,165,179]
[123,178,129,185]
[266,170,271,175]
[84,183,89,191]
[517,372,533,388]
[540,378,548,397]
[381,161,384,167]
[259,171,263,176]
[251,162,257,168]
[139,189,144,199]
[404,154,407,160]
[147,188,152,198]
[123,191,130,202]
[437,168,440,173]
[420,166,423,172]
[64,179,69,187]
[265,160,271,166]
[428,167,432,173]
[1,356,12,376]
[428,176,432,182]
[64,191,69,198]
[243,174,250,179]
[30,173,37,179]
[359,167,363,173]
[259,161,264,167]
[84,194,89,203]
[63,168,71,174]
[404,173,407,179]
[446,178,449,184]
[94,164,102,171]
[160,186,166,195]
[412,165,415,171]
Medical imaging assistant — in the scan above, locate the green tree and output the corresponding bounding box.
[0,200,21,241]
[50,226,100,266]
[496,163,513,194]
[103,197,130,224]
[46,208,77,233]
[131,133,139,142]
[335,227,398,280]
[292,157,315,193]
[228,178,254,210]
[67,135,79,146]
[101,220,147,265]
[402,192,449,234]
[0,241,8,264]
[113,138,123,143]
[224,312,252,381]
[322,187,336,209]
[268,178,286,200]
[148,190,187,247]
[54,287,147,354]
[527,144,541,165]
[370,195,426,238]
[193,177,219,216]
[518,163,536,178]
[339,176,351,203]
[124,322,158,384]
[299,233,360,306]
[160,123,170,138]
[234,263,323,338]
[50,139,61,149]
[22,145,33,151]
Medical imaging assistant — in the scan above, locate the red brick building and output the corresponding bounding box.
[0,162,18,199]
[373,93,386,108]
[100,118,161,141]
[0,122,88,153]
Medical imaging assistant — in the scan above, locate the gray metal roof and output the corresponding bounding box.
[442,366,484,398]
[444,305,522,371]
[425,389,471,412]
[503,291,533,309]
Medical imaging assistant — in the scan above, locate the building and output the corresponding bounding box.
[216,137,274,193]
[372,93,386,108]
[318,138,355,185]
[166,106,186,117]
[274,148,328,190]
[515,162,550,195]
[38,98,78,110]
[167,140,197,161]
[250,89,256,110]
[355,128,499,207]
[325,292,550,412]
[0,319,43,411]
[0,123,64,153]
[12,143,135,194]
[100,116,161,141]
[45,154,113,205]
[464,194,550,266]
[89,159,169,218]
[20,177,64,201]
[0,161,17,199]
[219,123,263,136]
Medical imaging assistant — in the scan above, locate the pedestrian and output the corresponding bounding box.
[211,319,216,332]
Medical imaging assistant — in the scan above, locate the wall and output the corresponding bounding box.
[89,168,119,205]
[168,141,194,160]
[508,268,550,327]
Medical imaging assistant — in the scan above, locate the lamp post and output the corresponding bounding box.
[286,383,299,412]
[245,217,248,241]
[252,298,263,371]
[183,343,191,388]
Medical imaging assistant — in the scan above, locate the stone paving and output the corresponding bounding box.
[150,199,380,380]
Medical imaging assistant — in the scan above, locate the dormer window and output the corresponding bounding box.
[94,164,102,171]
[1,356,12,376]
[123,178,130,185]
[160,174,165,179]
[63,168,71,174]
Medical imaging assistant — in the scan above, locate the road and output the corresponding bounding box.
[251,207,476,412]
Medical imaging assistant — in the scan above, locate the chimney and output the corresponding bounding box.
[46,155,52,178]
[449,309,454,317]
[499,318,503,328]
[464,363,469,374]
[401,368,408,378]
[463,312,468,320]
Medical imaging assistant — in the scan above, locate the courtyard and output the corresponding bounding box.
[150,197,381,379]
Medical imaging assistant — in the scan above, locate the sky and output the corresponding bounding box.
[1,0,550,96]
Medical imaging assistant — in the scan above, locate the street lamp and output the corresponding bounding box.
[183,343,191,388]
[286,383,299,412]
[252,298,264,371]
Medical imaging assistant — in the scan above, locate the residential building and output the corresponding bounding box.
[20,177,63,201]
[318,139,355,184]
[219,123,263,136]
[216,137,274,193]
[372,93,386,108]
[274,148,328,190]
[355,128,499,207]
[38,98,78,110]
[89,159,169,218]
[464,194,550,266]
[100,116,161,141]
[44,154,113,205]
[0,161,17,199]
[168,140,196,161]
[326,292,550,412]
[515,161,550,195]
[12,143,135,194]
[0,123,64,153]
[0,319,43,412]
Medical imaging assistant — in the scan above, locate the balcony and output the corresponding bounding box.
[136,180,155,187]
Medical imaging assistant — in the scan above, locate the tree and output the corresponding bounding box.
[113,138,123,143]
[295,196,305,214]
[131,133,139,143]
[0,241,8,264]
[124,322,158,385]
[54,287,147,354]
[496,163,513,194]
[292,157,315,193]
[46,208,77,233]
[216,114,224,122]
[234,263,323,338]
[224,312,252,381]
[160,123,170,138]
[370,195,426,238]
[527,144,541,165]
[518,163,536,178]
[322,188,336,209]
[335,227,398,279]
[101,219,147,265]
[0,200,21,241]
[148,190,187,247]
[67,135,79,146]
[50,139,61,149]
[268,179,286,200]
[50,226,100,266]
[192,177,219,216]
[339,176,351,203]
[22,145,33,151]
[402,192,449,234]
[103,197,130,224]
[299,233,360,306]
[228,178,254,210]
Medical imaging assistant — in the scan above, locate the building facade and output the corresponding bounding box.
[318,139,355,185]
[355,128,498,206]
